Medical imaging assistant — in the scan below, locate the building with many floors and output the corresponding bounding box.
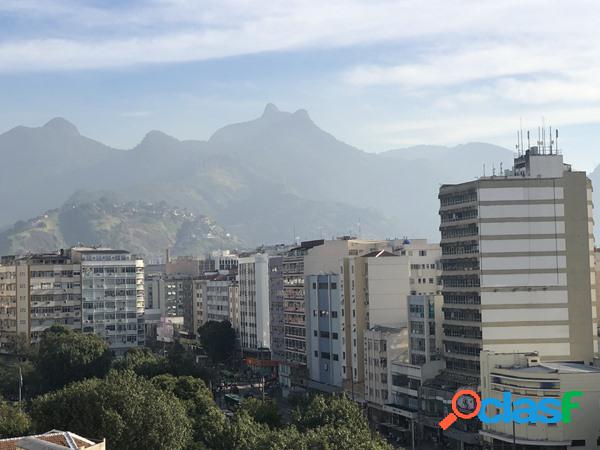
[307,273,343,390]
[0,247,145,353]
[238,253,271,354]
[72,247,145,352]
[341,239,441,402]
[439,147,597,383]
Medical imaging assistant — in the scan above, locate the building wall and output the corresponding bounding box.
[440,152,596,382]
[364,326,408,407]
[76,249,145,351]
[307,274,343,388]
[480,351,600,450]
[239,254,270,351]
[269,256,285,360]
[0,263,17,351]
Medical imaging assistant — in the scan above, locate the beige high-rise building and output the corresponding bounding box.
[439,146,597,383]
[342,239,441,401]
[0,252,82,352]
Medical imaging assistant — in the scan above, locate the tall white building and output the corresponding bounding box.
[73,247,145,352]
[439,146,597,382]
[238,253,271,353]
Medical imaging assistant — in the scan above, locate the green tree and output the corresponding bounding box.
[152,374,225,449]
[221,409,271,450]
[113,347,169,378]
[0,397,30,438]
[197,320,236,363]
[30,370,192,450]
[35,325,112,392]
[0,361,38,401]
[239,398,282,429]
[293,395,391,450]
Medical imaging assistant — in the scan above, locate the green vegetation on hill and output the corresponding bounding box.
[0,199,239,258]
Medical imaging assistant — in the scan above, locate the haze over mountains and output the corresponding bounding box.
[1,104,598,257]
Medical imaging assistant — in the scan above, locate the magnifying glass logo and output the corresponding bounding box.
[439,389,481,430]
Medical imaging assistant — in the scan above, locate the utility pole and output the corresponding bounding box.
[18,366,23,410]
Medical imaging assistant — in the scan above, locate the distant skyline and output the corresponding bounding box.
[1,0,599,171]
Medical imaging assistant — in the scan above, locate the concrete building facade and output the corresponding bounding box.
[439,148,597,383]
[480,350,600,450]
[73,247,145,352]
[307,273,343,390]
[238,253,271,352]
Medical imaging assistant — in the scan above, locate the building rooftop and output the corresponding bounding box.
[0,431,98,450]
[369,323,407,333]
[502,362,600,374]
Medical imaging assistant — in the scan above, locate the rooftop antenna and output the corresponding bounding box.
[527,130,530,150]
[542,117,546,153]
[492,163,496,177]
[555,129,559,153]
[549,126,553,154]
[500,162,503,174]
[516,131,521,155]
[519,118,524,154]
[483,163,486,177]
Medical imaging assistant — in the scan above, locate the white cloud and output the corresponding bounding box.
[0,0,596,73]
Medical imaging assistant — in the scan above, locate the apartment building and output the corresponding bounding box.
[439,147,597,383]
[282,240,324,365]
[0,247,144,353]
[269,255,285,361]
[0,261,17,351]
[342,239,441,402]
[407,294,443,366]
[238,253,271,354]
[72,247,145,352]
[0,252,82,352]
[363,325,408,410]
[307,273,343,390]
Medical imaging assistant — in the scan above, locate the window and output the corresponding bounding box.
[572,441,585,447]
[331,311,338,318]
[331,282,337,290]
[314,351,318,357]
[320,331,330,338]
[313,330,318,336]
[332,332,338,340]
[333,354,339,361]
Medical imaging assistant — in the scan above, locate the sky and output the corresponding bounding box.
[1,0,599,171]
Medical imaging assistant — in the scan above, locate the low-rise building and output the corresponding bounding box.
[0,430,105,450]
[480,350,600,450]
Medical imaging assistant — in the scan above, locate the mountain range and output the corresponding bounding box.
[1,104,598,257]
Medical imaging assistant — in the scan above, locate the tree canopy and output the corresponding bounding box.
[35,325,112,392]
[152,374,226,449]
[0,397,30,438]
[197,320,236,363]
[239,398,282,429]
[30,370,192,450]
